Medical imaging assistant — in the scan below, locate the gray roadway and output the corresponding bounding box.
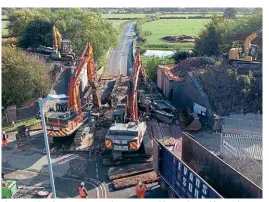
[49,22,136,97]
[107,22,136,76]
[2,130,167,198]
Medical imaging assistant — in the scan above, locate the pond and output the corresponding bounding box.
[143,50,175,58]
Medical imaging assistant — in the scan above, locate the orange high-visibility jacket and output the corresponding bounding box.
[2,133,7,146]
[136,184,147,198]
[78,186,87,198]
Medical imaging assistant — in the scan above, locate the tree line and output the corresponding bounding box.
[6,8,119,66]
[194,9,262,59]
[96,7,257,15]
[2,8,119,109]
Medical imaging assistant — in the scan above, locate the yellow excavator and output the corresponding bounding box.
[50,24,75,62]
[37,24,75,63]
[228,27,262,68]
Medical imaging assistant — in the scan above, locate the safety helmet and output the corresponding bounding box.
[138,181,142,185]
[81,182,85,186]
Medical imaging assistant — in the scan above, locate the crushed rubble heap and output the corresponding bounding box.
[161,35,195,43]
[170,57,216,76]
[169,57,262,115]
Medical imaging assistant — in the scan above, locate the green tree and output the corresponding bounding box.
[224,8,238,19]
[7,8,119,66]
[7,8,51,37]
[2,9,8,16]
[144,57,175,81]
[195,10,262,58]
[20,20,53,48]
[2,46,52,108]
[195,23,220,56]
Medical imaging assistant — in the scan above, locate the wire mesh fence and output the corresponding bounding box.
[215,114,262,136]
[220,133,262,188]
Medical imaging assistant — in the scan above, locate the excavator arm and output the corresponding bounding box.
[127,51,142,122]
[68,43,101,114]
[52,24,63,51]
[86,45,101,108]
[244,27,262,56]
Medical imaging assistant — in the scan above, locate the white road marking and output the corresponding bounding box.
[85,177,107,198]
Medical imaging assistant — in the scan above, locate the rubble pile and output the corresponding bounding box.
[198,66,262,115]
[168,57,262,115]
[161,35,195,43]
[170,57,216,76]
[111,77,129,106]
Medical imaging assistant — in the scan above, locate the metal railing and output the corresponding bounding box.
[216,115,262,136]
[220,133,262,161]
[220,133,262,188]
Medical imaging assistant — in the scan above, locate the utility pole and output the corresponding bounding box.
[38,98,57,198]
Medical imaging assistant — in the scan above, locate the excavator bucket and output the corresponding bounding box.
[183,116,202,131]
[178,110,202,131]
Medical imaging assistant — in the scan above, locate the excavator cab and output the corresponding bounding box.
[62,39,72,53]
[248,44,258,60]
[60,39,75,62]
[228,27,262,65]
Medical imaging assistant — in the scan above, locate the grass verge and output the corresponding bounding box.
[2,118,41,132]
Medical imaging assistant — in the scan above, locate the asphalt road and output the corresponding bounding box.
[49,23,136,96]
[107,22,136,76]
[2,131,167,198]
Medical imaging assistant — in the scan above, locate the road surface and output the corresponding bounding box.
[107,22,136,76]
[49,22,136,96]
[2,130,167,198]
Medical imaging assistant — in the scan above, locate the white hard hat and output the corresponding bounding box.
[138,181,142,185]
[81,182,85,186]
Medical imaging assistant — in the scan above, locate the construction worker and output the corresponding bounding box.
[2,131,8,148]
[136,181,148,199]
[78,182,88,198]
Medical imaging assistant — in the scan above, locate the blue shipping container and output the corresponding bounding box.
[153,139,223,198]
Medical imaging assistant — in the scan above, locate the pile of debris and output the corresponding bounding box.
[170,57,216,76]
[161,35,195,43]
[167,57,262,115]
[110,76,129,106]
[199,67,262,115]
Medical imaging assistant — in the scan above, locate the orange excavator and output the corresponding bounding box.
[105,51,147,159]
[45,43,101,150]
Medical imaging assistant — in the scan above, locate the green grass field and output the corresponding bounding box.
[102,13,146,19]
[2,118,41,132]
[159,14,220,18]
[141,19,209,50]
[109,20,129,29]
